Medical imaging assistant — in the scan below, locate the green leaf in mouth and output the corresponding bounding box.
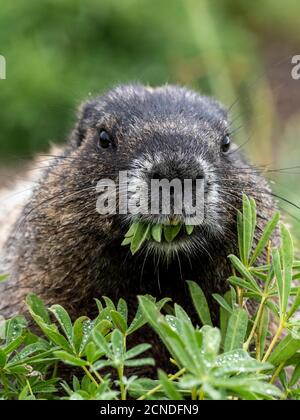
[151,224,163,243]
[130,223,151,255]
[163,224,182,243]
[124,222,139,238]
[122,221,196,255]
[185,225,194,235]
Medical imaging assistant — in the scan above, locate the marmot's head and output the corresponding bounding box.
[54,84,264,257]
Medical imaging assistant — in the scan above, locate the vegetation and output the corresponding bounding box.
[122,221,194,255]
[0,195,299,400]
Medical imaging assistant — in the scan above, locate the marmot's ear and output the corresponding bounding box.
[69,99,98,147]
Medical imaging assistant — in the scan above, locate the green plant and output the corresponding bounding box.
[0,195,299,400]
[122,221,194,255]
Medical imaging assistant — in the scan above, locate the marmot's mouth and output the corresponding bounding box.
[121,219,196,255]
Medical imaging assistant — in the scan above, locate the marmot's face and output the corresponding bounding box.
[70,84,248,256]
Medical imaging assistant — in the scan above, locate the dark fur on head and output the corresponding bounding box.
[0,85,276,370]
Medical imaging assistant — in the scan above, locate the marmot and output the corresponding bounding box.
[0,85,276,365]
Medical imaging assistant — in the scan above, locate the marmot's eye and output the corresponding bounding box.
[99,130,112,149]
[221,135,231,153]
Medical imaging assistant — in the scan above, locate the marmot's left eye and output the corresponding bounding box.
[221,135,231,153]
[99,130,111,149]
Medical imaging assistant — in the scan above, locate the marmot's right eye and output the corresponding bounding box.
[99,130,111,149]
[221,135,231,153]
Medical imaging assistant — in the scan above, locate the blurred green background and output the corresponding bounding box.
[0,0,300,231]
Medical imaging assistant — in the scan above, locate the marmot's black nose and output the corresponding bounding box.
[149,159,205,182]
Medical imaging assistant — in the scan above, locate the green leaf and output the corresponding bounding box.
[212,294,233,314]
[187,281,212,326]
[174,304,192,325]
[85,341,103,364]
[215,350,272,376]
[124,358,154,367]
[288,287,300,319]
[117,299,128,322]
[228,276,260,294]
[79,320,95,355]
[0,349,7,367]
[6,347,58,368]
[249,197,257,247]
[92,329,111,355]
[130,223,150,255]
[9,341,49,364]
[111,329,125,359]
[179,319,202,365]
[163,224,181,242]
[138,296,180,363]
[211,377,282,399]
[26,294,50,324]
[272,249,286,319]
[121,237,132,246]
[5,315,27,345]
[228,255,261,293]
[31,379,59,394]
[159,322,196,371]
[94,299,103,314]
[237,210,243,261]
[92,359,113,371]
[28,305,73,352]
[125,344,151,360]
[242,194,253,265]
[268,334,300,366]
[290,362,300,387]
[264,300,280,319]
[279,224,294,317]
[224,308,248,352]
[128,378,161,399]
[158,370,183,400]
[185,225,194,235]
[102,296,116,311]
[124,222,139,238]
[201,326,221,361]
[110,310,127,333]
[250,212,280,266]
[72,316,89,354]
[127,296,170,335]
[54,351,88,367]
[220,291,232,346]
[49,304,73,346]
[151,224,163,242]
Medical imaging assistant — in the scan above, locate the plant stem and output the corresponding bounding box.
[256,307,266,360]
[138,368,186,400]
[82,366,99,387]
[244,297,266,352]
[26,378,34,397]
[237,287,244,308]
[88,363,104,384]
[191,387,197,400]
[198,388,205,400]
[262,323,284,362]
[52,361,58,379]
[118,365,126,400]
[270,362,285,384]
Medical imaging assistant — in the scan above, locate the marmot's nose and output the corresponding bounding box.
[149,159,205,182]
